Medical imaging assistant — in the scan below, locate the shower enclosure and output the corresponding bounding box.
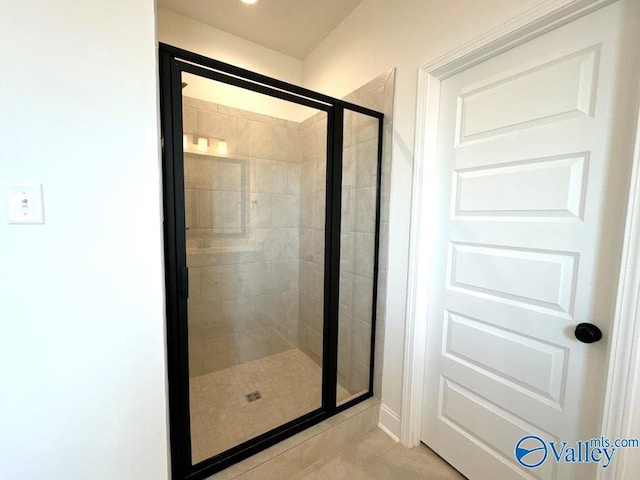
[160,44,383,480]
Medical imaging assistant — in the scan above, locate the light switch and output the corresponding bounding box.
[8,184,45,224]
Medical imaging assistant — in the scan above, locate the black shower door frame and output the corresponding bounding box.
[159,43,384,480]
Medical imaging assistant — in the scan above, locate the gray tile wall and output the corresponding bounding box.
[184,97,302,377]
[183,69,395,394]
[298,70,395,399]
[297,113,328,366]
[346,70,394,399]
[337,110,379,396]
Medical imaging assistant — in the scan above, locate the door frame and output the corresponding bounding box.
[401,0,640,478]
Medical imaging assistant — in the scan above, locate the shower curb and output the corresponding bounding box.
[208,398,381,480]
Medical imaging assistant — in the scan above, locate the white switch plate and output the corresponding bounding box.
[8,184,45,224]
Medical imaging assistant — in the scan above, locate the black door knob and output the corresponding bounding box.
[574,323,603,344]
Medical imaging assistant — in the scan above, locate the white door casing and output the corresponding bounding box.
[403,1,640,480]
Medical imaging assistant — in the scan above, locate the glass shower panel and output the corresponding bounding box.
[181,72,327,463]
[337,110,380,405]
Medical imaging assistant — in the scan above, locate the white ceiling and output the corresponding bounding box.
[157,0,364,59]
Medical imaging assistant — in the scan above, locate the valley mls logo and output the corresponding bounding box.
[515,435,639,470]
[515,436,548,468]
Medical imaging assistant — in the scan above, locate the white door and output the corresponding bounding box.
[421,2,639,480]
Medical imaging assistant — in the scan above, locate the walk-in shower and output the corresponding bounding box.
[160,44,383,480]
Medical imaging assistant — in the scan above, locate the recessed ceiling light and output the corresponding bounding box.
[241,0,258,4]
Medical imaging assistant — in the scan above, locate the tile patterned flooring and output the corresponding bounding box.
[190,348,351,463]
[293,428,467,480]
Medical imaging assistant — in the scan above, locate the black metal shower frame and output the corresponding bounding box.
[159,43,384,480]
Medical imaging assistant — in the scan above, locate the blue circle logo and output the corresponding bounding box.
[515,435,548,469]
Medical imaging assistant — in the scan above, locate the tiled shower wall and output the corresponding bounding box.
[346,70,395,398]
[336,110,380,395]
[183,97,302,377]
[298,113,328,366]
[297,70,395,397]
[183,69,394,395]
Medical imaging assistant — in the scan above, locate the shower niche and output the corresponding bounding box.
[160,44,383,480]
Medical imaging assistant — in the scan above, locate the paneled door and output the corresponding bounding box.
[420,2,639,480]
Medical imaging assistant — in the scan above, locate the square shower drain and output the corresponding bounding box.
[246,391,262,402]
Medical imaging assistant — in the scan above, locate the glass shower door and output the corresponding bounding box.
[336,109,381,405]
[179,72,328,463]
[160,44,384,480]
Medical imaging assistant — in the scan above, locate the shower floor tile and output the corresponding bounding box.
[190,348,351,464]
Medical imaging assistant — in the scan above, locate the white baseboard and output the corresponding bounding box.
[378,403,401,442]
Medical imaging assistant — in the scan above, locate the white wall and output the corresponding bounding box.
[301,0,570,437]
[623,348,640,476]
[158,8,310,121]
[0,2,168,479]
